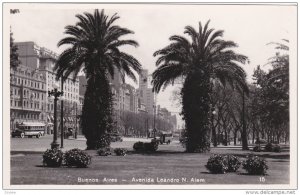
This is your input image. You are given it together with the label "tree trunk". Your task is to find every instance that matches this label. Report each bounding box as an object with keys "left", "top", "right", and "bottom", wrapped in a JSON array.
[
  {"left": 211, "top": 114, "right": 217, "bottom": 147},
  {"left": 252, "top": 128, "right": 255, "bottom": 144},
  {"left": 82, "top": 76, "right": 113, "bottom": 149},
  {"left": 241, "top": 90, "right": 249, "bottom": 150},
  {"left": 234, "top": 128, "right": 238, "bottom": 146},
  {"left": 182, "top": 73, "right": 210, "bottom": 152}
]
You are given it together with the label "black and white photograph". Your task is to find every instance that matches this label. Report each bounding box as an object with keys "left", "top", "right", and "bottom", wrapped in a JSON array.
[{"left": 2, "top": 2, "right": 297, "bottom": 191}]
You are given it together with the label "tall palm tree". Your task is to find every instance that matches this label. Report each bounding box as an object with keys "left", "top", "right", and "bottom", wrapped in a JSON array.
[
  {"left": 54, "top": 9, "right": 141, "bottom": 149},
  {"left": 152, "top": 21, "right": 248, "bottom": 152}
]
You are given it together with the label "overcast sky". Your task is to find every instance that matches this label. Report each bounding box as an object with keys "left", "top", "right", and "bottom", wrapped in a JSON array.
[{"left": 8, "top": 3, "right": 296, "bottom": 127}]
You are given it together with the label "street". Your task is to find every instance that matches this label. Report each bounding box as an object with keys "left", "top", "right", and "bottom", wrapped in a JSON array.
[{"left": 10, "top": 134, "right": 184, "bottom": 153}]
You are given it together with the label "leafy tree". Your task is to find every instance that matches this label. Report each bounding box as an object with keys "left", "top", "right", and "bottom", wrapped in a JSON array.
[
  {"left": 10, "top": 31, "right": 20, "bottom": 70},
  {"left": 54, "top": 9, "right": 141, "bottom": 149},
  {"left": 152, "top": 21, "right": 248, "bottom": 152},
  {"left": 251, "top": 40, "right": 289, "bottom": 144},
  {"left": 10, "top": 9, "right": 20, "bottom": 70}
]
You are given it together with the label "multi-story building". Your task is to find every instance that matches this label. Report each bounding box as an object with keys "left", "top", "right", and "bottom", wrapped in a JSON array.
[
  {"left": 157, "top": 105, "right": 177, "bottom": 132},
  {"left": 138, "top": 69, "right": 154, "bottom": 114},
  {"left": 14, "top": 41, "right": 80, "bottom": 134},
  {"left": 123, "top": 84, "right": 138, "bottom": 113},
  {"left": 10, "top": 65, "right": 47, "bottom": 131}
]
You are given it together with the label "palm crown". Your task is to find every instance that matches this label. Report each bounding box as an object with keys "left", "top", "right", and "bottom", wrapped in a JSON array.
[
  {"left": 152, "top": 20, "right": 248, "bottom": 93},
  {"left": 54, "top": 9, "right": 141, "bottom": 82}
]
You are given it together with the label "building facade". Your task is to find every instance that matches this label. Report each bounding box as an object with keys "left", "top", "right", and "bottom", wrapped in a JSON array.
[
  {"left": 138, "top": 69, "right": 154, "bottom": 114},
  {"left": 10, "top": 65, "right": 47, "bottom": 130},
  {"left": 13, "top": 41, "right": 80, "bottom": 134}
]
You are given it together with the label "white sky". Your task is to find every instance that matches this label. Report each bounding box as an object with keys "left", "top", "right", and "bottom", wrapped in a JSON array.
[{"left": 8, "top": 4, "right": 296, "bottom": 127}]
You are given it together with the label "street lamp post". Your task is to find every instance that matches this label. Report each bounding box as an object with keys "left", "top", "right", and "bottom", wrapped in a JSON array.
[
  {"left": 75, "top": 101, "right": 78, "bottom": 139},
  {"left": 48, "top": 84, "right": 63, "bottom": 149},
  {"left": 153, "top": 92, "right": 157, "bottom": 138}
]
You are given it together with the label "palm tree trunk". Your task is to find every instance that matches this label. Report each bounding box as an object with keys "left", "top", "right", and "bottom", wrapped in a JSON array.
[
  {"left": 82, "top": 75, "right": 113, "bottom": 149},
  {"left": 182, "top": 73, "right": 210, "bottom": 152}
]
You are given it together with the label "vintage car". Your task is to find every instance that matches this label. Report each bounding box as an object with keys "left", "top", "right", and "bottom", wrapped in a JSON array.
[{"left": 109, "top": 133, "right": 123, "bottom": 142}]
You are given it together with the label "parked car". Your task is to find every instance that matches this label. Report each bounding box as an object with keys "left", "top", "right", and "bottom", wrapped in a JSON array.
[
  {"left": 110, "top": 133, "right": 123, "bottom": 142},
  {"left": 64, "top": 128, "right": 73, "bottom": 138},
  {"left": 255, "top": 139, "right": 267, "bottom": 144}
]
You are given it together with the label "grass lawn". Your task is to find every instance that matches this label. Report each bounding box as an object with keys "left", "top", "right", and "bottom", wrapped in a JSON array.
[{"left": 10, "top": 143, "right": 290, "bottom": 185}]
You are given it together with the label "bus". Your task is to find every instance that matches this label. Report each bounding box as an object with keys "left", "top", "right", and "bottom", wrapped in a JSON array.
[{"left": 11, "top": 122, "right": 45, "bottom": 138}]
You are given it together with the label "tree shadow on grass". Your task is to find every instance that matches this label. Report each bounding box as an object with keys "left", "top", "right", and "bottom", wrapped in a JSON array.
[
  {"left": 238, "top": 172, "right": 269, "bottom": 176},
  {"left": 271, "top": 160, "right": 290, "bottom": 163},
  {"left": 200, "top": 171, "right": 215, "bottom": 174},
  {"left": 127, "top": 150, "right": 189, "bottom": 156},
  {"left": 35, "top": 165, "right": 61, "bottom": 168},
  {"left": 233, "top": 153, "right": 289, "bottom": 160}
]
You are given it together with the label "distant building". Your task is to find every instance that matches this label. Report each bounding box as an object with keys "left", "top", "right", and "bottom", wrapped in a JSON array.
[
  {"left": 138, "top": 69, "right": 154, "bottom": 114},
  {"left": 157, "top": 105, "right": 177, "bottom": 132}
]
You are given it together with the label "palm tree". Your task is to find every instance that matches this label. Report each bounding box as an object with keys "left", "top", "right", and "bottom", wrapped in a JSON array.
[
  {"left": 267, "top": 39, "right": 289, "bottom": 92},
  {"left": 54, "top": 9, "right": 141, "bottom": 149},
  {"left": 152, "top": 21, "right": 248, "bottom": 152}
]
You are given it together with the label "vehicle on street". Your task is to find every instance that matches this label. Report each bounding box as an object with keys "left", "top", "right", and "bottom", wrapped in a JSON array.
[
  {"left": 109, "top": 133, "right": 123, "bottom": 142},
  {"left": 158, "top": 131, "right": 173, "bottom": 144},
  {"left": 64, "top": 128, "right": 73, "bottom": 138},
  {"left": 255, "top": 139, "right": 267, "bottom": 144},
  {"left": 11, "top": 122, "right": 45, "bottom": 138}
]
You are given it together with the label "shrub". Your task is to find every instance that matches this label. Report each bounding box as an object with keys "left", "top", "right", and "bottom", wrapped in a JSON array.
[
  {"left": 273, "top": 145, "right": 281, "bottom": 153},
  {"left": 95, "top": 134, "right": 111, "bottom": 149},
  {"left": 97, "top": 147, "right": 112, "bottom": 156},
  {"left": 264, "top": 143, "right": 273, "bottom": 152},
  {"left": 64, "top": 148, "right": 91, "bottom": 168},
  {"left": 133, "top": 141, "right": 144, "bottom": 152},
  {"left": 242, "top": 155, "right": 268, "bottom": 175},
  {"left": 144, "top": 142, "right": 158, "bottom": 152},
  {"left": 253, "top": 145, "right": 262, "bottom": 152},
  {"left": 114, "top": 148, "right": 127, "bottom": 156},
  {"left": 226, "top": 155, "right": 241, "bottom": 172},
  {"left": 205, "top": 154, "right": 228, "bottom": 174},
  {"left": 42, "top": 149, "right": 63, "bottom": 167}
]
